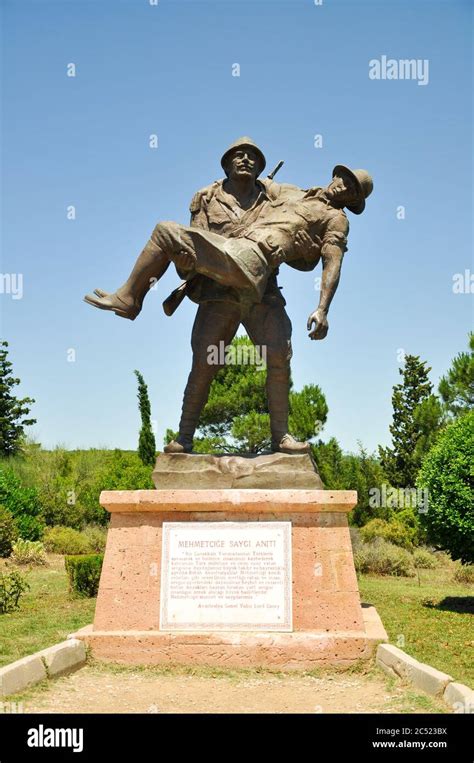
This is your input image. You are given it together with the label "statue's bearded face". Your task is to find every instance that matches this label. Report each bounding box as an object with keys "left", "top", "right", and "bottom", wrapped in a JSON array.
[
  {"left": 227, "top": 149, "right": 259, "bottom": 180},
  {"left": 326, "top": 174, "right": 358, "bottom": 205}
]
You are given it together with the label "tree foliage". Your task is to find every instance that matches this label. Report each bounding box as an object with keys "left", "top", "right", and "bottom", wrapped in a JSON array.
[
  {"left": 134, "top": 370, "right": 156, "bottom": 466},
  {"left": 417, "top": 411, "right": 474, "bottom": 564},
  {"left": 0, "top": 468, "right": 44, "bottom": 540},
  {"left": 0, "top": 341, "right": 36, "bottom": 457},
  {"left": 379, "top": 355, "right": 442, "bottom": 487},
  {"left": 182, "top": 337, "right": 328, "bottom": 454},
  {"left": 439, "top": 332, "right": 474, "bottom": 419},
  {"left": 313, "top": 439, "right": 389, "bottom": 526}
]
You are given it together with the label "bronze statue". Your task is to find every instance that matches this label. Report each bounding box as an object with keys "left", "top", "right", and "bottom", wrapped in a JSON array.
[{"left": 84, "top": 138, "right": 373, "bottom": 454}]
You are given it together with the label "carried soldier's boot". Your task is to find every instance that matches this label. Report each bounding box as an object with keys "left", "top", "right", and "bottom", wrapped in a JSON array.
[
  {"left": 267, "top": 365, "right": 310, "bottom": 454},
  {"left": 84, "top": 238, "right": 170, "bottom": 319}
]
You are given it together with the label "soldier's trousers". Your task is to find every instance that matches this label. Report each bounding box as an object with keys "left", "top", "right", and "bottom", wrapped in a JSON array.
[
  {"left": 177, "top": 299, "right": 293, "bottom": 447},
  {"left": 151, "top": 222, "right": 269, "bottom": 302}
]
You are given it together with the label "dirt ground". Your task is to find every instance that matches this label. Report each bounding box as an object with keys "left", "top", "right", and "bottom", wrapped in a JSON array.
[{"left": 18, "top": 664, "right": 448, "bottom": 714}]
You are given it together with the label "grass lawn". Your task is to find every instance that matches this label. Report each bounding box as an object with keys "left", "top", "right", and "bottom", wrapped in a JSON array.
[
  {"left": 0, "top": 554, "right": 95, "bottom": 668},
  {"left": 359, "top": 568, "right": 473, "bottom": 687}
]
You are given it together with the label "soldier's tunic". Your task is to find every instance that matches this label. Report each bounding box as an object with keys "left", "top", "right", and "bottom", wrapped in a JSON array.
[
  {"left": 161, "top": 178, "right": 321, "bottom": 309},
  {"left": 155, "top": 181, "right": 348, "bottom": 304}
]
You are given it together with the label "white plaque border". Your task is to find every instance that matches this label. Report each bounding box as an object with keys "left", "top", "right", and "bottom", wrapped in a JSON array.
[{"left": 160, "top": 521, "right": 292, "bottom": 632}]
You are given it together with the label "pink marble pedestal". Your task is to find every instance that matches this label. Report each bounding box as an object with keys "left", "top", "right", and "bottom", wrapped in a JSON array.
[{"left": 71, "top": 489, "right": 387, "bottom": 669}]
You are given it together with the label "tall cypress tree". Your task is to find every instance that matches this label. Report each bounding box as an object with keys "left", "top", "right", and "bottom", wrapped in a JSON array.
[
  {"left": 0, "top": 341, "right": 36, "bottom": 456},
  {"left": 134, "top": 370, "right": 156, "bottom": 466},
  {"left": 379, "top": 355, "right": 442, "bottom": 487}
]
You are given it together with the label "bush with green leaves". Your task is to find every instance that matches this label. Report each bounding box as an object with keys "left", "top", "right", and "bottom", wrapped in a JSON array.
[
  {"left": 65, "top": 554, "right": 103, "bottom": 597},
  {"left": 53, "top": 449, "right": 154, "bottom": 530},
  {"left": 0, "top": 505, "right": 18, "bottom": 557},
  {"left": 6, "top": 447, "right": 153, "bottom": 530},
  {"left": 11, "top": 539, "right": 47, "bottom": 566},
  {"left": 0, "top": 468, "right": 44, "bottom": 540},
  {"left": 360, "top": 517, "right": 418, "bottom": 550},
  {"left": 354, "top": 539, "right": 415, "bottom": 577},
  {"left": 82, "top": 525, "right": 107, "bottom": 552},
  {"left": 413, "top": 547, "right": 439, "bottom": 569},
  {"left": 44, "top": 526, "right": 91, "bottom": 555},
  {"left": 417, "top": 411, "right": 474, "bottom": 564},
  {"left": 453, "top": 564, "right": 474, "bottom": 585},
  {"left": 312, "top": 440, "right": 388, "bottom": 526},
  {"left": 0, "top": 570, "right": 30, "bottom": 613}
]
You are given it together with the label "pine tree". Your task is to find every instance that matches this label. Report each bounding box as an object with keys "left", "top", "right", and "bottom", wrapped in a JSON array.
[
  {"left": 438, "top": 332, "right": 474, "bottom": 419},
  {"left": 0, "top": 341, "right": 36, "bottom": 457},
  {"left": 134, "top": 370, "right": 156, "bottom": 466},
  {"left": 165, "top": 336, "right": 328, "bottom": 454},
  {"left": 379, "top": 355, "right": 442, "bottom": 487},
  {"left": 205, "top": 337, "right": 328, "bottom": 453}
]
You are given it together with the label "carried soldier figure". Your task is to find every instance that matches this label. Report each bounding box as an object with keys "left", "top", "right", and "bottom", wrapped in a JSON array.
[{"left": 84, "top": 137, "right": 373, "bottom": 454}]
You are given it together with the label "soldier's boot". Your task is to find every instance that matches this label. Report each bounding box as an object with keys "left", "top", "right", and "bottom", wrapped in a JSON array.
[
  {"left": 267, "top": 365, "right": 310, "bottom": 454},
  {"left": 163, "top": 437, "right": 193, "bottom": 454},
  {"left": 84, "top": 239, "right": 170, "bottom": 320},
  {"left": 164, "top": 364, "right": 216, "bottom": 454}
]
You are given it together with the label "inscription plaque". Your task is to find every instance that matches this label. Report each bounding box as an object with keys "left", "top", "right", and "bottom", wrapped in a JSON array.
[{"left": 160, "top": 522, "right": 292, "bottom": 631}]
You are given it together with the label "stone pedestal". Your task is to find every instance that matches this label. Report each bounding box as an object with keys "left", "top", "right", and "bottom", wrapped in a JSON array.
[
  {"left": 152, "top": 452, "right": 324, "bottom": 489},
  {"left": 71, "top": 487, "right": 387, "bottom": 669}
]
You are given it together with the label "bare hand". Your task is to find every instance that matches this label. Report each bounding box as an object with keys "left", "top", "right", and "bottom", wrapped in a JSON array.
[
  {"left": 268, "top": 246, "right": 286, "bottom": 267},
  {"left": 307, "top": 308, "right": 328, "bottom": 340},
  {"left": 170, "top": 243, "right": 196, "bottom": 273},
  {"left": 294, "top": 230, "right": 322, "bottom": 262}
]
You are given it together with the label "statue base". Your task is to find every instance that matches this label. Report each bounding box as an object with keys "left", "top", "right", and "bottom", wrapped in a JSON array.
[
  {"left": 70, "top": 487, "right": 387, "bottom": 669},
  {"left": 152, "top": 451, "right": 324, "bottom": 489}
]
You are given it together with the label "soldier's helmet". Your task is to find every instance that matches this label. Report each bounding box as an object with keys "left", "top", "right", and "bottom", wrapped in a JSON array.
[
  {"left": 332, "top": 166, "right": 374, "bottom": 215},
  {"left": 221, "top": 137, "right": 266, "bottom": 177}
]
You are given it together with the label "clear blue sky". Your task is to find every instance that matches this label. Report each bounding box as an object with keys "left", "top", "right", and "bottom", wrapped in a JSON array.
[{"left": 1, "top": 0, "right": 472, "bottom": 454}]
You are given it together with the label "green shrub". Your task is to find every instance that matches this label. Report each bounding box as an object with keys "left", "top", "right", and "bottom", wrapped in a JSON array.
[
  {"left": 453, "top": 564, "right": 474, "bottom": 585},
  {"left": 354, "top": 539, "right": 415, "bottom": 577},
  {"left": 7, "top": 447, "right": 153, "bottom": 529},
  {"left": 0, "top": 505, "right": 18, "bottom": 557},
  {"left": 68, "top": 448, "right": 154, "bottom": 527},
  {"left": 392, "top": 507, "right": 426, "bottom": 547},
  {"left": 360, "top": 518, "right": 417, "bottom": 550},
  {"left": 11, "top": 539, "right": 47, "bottom": 566},
  {"left": 43, "top": 526, "right": 91, "bottom": 555},
  {"left": 0, "top": 468, "right": 44, "bottom": 540},
  {"left": 0, "top": 570, "right": 30, "bottom": 613},
  {"left": 413, "top": 547, "right": 439, "bottom": 569},
  {"left": 82, "top": 524, "right": 107, "bottom": 552},
  {"left": 15, "top": 514, "right": 45, "bottom": 542},
  {"left": 417, "top": 411, "right": 474, "bottom": 564},
  {"left": 65, "top": 554, "right": 103, "bottom": 597},
  {"left": 312, "top": 440, "right": 388, "bottom": 527}
]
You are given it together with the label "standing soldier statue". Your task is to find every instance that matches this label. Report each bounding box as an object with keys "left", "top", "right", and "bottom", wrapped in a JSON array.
[{"left": 84, "top": 138, "right": 373, "bottom": 454}]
